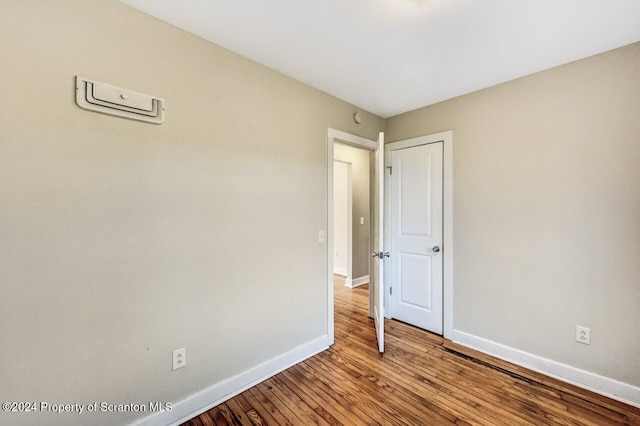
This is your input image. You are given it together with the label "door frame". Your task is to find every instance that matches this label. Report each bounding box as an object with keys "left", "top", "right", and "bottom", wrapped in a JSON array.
[
  {"left": 327, "top": 128, "right": 377, "bottom": 346},
  {"left": 384, "top": 131, "right": 454, "bottom": 340}
]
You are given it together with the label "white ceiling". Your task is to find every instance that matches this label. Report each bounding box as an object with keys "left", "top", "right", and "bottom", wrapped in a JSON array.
[{"left": 120, "top": 0, "right": 640, "bottom": 118}]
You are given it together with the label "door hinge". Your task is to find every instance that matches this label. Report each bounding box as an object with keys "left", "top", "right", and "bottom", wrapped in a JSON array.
[
  {"left": 390, "top": 287, "right": 393, "bottom": 295},
  {"left": 386, "top": 166, "right": 392, "bottom": 175}
]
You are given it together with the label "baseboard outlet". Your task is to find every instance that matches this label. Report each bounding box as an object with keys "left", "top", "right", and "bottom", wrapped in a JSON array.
[
  {"left": 333, "top": 267, "right": 347, "bottom": 277},
  {"left": 451, "top": 330, "right": 640, "bottom": 408},
  {"left": 130, "top": 335, "right": 330, "bottom": 426},
  {"left": 345, "top": 275, "right": 369, "bottom": 288}
]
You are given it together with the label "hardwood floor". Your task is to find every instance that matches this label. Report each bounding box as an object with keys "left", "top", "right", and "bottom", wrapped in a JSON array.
[{"left": 183, "top": 276, "right": 640, "bottom": 425}]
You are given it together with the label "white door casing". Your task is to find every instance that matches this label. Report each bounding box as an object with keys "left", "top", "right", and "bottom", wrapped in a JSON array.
[
  {"left": 390, "top": 142, "right": 443, "bottom": 334},
  {"left": 372, "top": 132, "right": 385, "bottom": 352}
]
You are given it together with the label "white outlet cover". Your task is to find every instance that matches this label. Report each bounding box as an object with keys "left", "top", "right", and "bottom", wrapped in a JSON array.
[
  {"left": 172, "top": 347, "right": 186, "bottom": 370},
  {"left": 576, "top": 326, "right": 591, "bottom": 345},
  {"left": 318, "top": 230, "right": 325, "bottom": 244}
]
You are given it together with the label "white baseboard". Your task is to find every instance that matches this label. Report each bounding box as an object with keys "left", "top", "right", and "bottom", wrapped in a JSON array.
[
  {"left": 451, "top": 330, "right": 640, "bottom": 408},
  {"left": 345, "top": 275, "right": 369, "bottom": 288},
  {"left": 130, "top": 335, "right": 330, "bottom": 426},
  {"left": 333, "top": 267, "right": 347, "bottom": 276},
  {"left": 333, "top": 269, "right": 353, "bottom": 287}
]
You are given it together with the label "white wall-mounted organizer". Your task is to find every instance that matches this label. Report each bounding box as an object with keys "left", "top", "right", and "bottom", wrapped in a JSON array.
[{"left": 75, "top": 76, "right": 165, "bottom": 124}]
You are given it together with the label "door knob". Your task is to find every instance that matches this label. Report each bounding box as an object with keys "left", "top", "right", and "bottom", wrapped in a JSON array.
[
  {"left": 372, "top": 251, "right": 390, "bottom": 258},
  {"left": 432, "top": 246, "right": 440, "bottom": 253}
]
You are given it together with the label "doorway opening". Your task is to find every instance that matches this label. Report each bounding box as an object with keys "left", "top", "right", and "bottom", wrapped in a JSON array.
[
  {"left": 333, "top": 147, "right": 370, "bottom": 289},
  {"left": 326, "top": 129, "right": 378, "bottom": 347},
  {"left": 326, "top": 129, "right": 453, "bottom": 351}
]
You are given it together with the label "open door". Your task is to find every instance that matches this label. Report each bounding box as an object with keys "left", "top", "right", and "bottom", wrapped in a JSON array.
[{"left": 371, "top": 132, "right": 385, "bottom": 353}]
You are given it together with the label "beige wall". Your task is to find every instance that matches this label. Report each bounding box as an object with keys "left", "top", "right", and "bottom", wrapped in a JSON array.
[
  {"left": 334, "top": 144, "right": 371, "bottom": 280},
  {"left": 0, "top": 1, "right": 383, "bottom": 425},
  {"left": 386, "top": 42, "right": 640, "bottom": 387}
]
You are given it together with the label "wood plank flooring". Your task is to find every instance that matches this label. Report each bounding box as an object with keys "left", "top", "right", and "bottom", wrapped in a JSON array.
[{"left": 183, "top": 276, "right": 640, "bottom": 425}]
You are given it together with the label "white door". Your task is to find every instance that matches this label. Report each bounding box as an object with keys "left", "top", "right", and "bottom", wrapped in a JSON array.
[
  {"left": 371, "top": 132, "right": 385, "bottom": 352},
  {"left": 390, "top": 142, "right": 443, "bottom": 334}
]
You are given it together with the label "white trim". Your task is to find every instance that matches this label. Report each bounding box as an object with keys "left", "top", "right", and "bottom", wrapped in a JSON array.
[
  {"left": 333, "top": 270, "right": 353, "bottom": 288},
  {"left": 442, "top": 133, "right": 454, "bottom": 340},
  {"left": 452, "top": 330, "right": 640, "bottom": 408},
  {"left": 345, "top": 275, "right": 369, "bottom": 288},
  {"left": 327, "top": 134, "right": 334, "bottom": 345},
  {"left": 327, "top": 128, "right": 377, "bottom": 347},
  {"left": 333, "top": 267, "right": 348, "bottom": 277},
  {"left": 346, "top": 163, "right": 353, "bottom": 285},
  {"left": 384, "top": 131, "right": 454, "bottom": 340},
  {"left": 329, "top": 128, "right": 378, "bottom": 150},
  {"left": 130, "top": 336, "right": 330, "bottom": 426}
]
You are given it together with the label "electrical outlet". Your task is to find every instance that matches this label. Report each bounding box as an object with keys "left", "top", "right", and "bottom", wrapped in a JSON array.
[
  {"left": 575, "top": 326, "right": 591, "bottom": 345},
  {"left": 172, "top": 347, "right": 186, "bottom": 370},
  {"left": 318, "top": 230, "right": 325, "bottom": 244}
]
